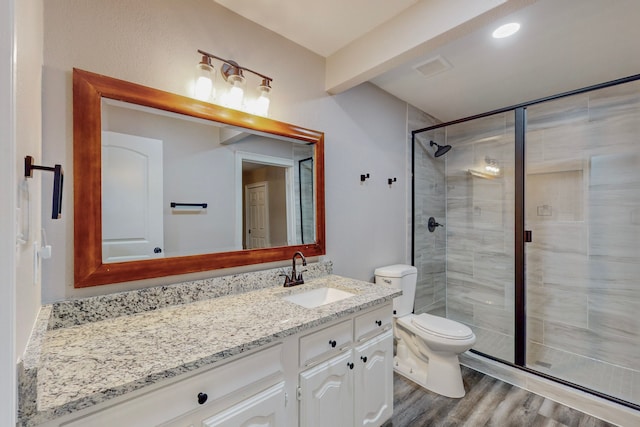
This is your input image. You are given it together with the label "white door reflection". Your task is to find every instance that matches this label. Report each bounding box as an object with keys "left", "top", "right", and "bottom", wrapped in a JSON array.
[
  {"left": 238, "top": 153, "right": 294, "bottom": 250},
  {"left": 101, "top": 131, "right": 164, "bottom": 262}
]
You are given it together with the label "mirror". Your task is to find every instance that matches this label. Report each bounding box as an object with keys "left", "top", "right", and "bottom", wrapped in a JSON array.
[
  {"left": 74, "top": 68, "right": 325, "bottom": 287},
  {"left": 100, "top": 99, "right": 315, "bottom": 260}
]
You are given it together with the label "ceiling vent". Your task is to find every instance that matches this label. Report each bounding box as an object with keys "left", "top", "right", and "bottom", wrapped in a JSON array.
[{"left": 414, "top": 55, "right": 452, "bottom": 79}]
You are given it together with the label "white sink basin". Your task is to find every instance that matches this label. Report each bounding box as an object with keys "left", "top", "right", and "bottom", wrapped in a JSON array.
[{"left": 281, "top": 287, "right": 355, "bottom": 308}]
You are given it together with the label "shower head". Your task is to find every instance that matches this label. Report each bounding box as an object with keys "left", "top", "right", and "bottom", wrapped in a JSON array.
[{"left": 430, "top": 141, "right": 452, "bottom": 157}]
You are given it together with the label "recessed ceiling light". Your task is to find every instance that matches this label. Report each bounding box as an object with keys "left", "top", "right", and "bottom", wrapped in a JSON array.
[{"left": 492, "top": 22, "right": 520, "bottom": 39}]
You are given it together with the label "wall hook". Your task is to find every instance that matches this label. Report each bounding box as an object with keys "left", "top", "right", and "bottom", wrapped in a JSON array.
[
  {"left": 360, "top": 173, "right": 370, "bottom": 182},
  {"left": 24, "top": 156, "right": 64, "bottom": 219},
  {"left": 388, "top": 177, "right": 397, "bottom": 185}
]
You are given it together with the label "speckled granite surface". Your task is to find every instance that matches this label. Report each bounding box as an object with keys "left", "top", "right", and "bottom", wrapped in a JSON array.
[
  {"left": 47, "top": 261, "right": 334, "bottom": 330},
  {"left": 18, "top": 263, "right": 400, "bottom": 426}
]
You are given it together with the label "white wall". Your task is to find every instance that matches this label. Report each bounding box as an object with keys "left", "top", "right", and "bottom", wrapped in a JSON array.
[
  {"left": 42, "top": 0, "right": 411, "bottom": 301},
  {"left": 15, "top": 0, "right": 44, "bottom": 364},
  {"left": 4, "top": 0, "right": 44, "bottom": 423},
  {"left": 327, "top": 83, "right": 409, "bottom": 282},
  {"left": 0, "top": 0, "right": 17, "bottom": 422}
]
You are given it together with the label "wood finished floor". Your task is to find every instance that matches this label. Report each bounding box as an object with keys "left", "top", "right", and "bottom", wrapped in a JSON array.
[{"left": 382, "top": 366, "right": 617, "bottom": 427}]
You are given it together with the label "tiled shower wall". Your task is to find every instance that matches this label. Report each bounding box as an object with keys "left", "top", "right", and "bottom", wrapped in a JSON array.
[
  {"left": 409, "top": 106, "right": 445, "bottom": 316},
  {"left": 443, "top": 113, "right": 516, "bottom": 362},
  {"left": 525, "top": 80, "right": 640, "bottom": 374},
  {"left": 412, "top": 77, "right": 640, "bottom": 404}
]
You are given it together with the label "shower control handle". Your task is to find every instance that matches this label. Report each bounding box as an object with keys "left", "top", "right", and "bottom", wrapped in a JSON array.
[
  {"left": 428, "top": 217, "right": 444, "bottom": 232},
  {"left": 375, "top": 320, "right": 382, "bottom": 327},
  {"left": 329, "top": 340, "right": 337, "bottom": 348}
]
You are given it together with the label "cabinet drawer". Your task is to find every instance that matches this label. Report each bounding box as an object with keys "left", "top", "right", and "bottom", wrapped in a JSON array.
[
  {"left": 354, "top": 303, "right": 392, "bottom": 343},
  {"left": 62, "top": 344, "right": 283, "bottom": 427},
  {"left": 201, "top": 381, "right": 286, "bottom": 427},
  {"left": 299, "top": 320, "right": 352, "bottom": 367}
]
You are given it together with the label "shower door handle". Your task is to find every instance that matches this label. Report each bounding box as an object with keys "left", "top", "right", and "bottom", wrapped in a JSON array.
[{"left": 525, "top": 230, "right": 532, "bottom": 242}]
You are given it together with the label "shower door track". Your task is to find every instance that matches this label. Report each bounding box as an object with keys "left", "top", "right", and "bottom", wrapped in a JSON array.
[
  {"left": 468, "top": 348, "right": 638, "bottom": 410},
  {"left": 411, "top": 72, "right": 640, "bottom": 412}
]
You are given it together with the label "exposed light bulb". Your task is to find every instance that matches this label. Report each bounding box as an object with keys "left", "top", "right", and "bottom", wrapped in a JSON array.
[
  {"left": 221, "top": 75, "right": 245, "bottom": 110},
  {"left": 253, "top": 94, "right": 270, "bottom": 117},
  {"left": 194, "top": 56, "right": 215, "bottom": 101},
  {"left": 194, "top": 76, "right": 213, "bottom": 101},
  {"left": 247, "top": 79, "right": 271, "bottom": 116},
  {"left": 227, "top": 85, "right": 244, "bottom": 109}
]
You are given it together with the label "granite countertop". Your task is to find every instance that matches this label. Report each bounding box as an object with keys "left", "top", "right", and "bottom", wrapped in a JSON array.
[{"left": 19, "top": 267, "right": 400, "bottom": 426}]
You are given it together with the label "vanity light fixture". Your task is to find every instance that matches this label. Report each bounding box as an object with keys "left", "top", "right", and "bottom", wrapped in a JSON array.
[
  {"left": 195, "top": 49, "right": 274, "bottom": 116},
  {"left": 219, "top": 60, "right": 245, "bottom": 110},
  {"left": 194, "top": 54, "right": 215, "bottom": 101},
  {"left": 247, "top": 79, "right": 271, "bottom": 117}
]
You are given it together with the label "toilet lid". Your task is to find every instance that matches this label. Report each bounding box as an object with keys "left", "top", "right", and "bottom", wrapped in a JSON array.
[{"left": 410, "top": 313, "right": 474, "bottom": 340}]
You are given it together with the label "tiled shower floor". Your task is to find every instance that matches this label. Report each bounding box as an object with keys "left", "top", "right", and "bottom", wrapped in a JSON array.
[
  {"left": 469, "top": 327, "right": 640, "bottom": 406},
  {"left": 528, "top": 342, "right": 640, "bottom": 406}
]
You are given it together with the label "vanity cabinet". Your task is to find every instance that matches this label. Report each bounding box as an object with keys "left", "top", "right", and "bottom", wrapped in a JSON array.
[
  {"left": 38, "top": 302, "right": 394, "bottom": 427},
  {"left": 160, "top": 382, "right": 286, "bottom": 427},
  {"left": 354, "top": 330, "right": 393, "bottom": 426},
  {"left": 199, "top": 382, "right": 286, "bottom": 427},
  {"left": 57, "top": 344, "right": 284, "bottom": 427},
  {"left": 299, "top": 350, "right": 355, "bottom": 427},
  {"left": 297, "top": 303, "right": 393, "bottom": 427}
]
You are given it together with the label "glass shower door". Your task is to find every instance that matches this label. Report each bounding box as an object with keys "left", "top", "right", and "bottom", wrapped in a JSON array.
[
  {"left": 444, "top": 112, "right": 516, "bottom": 363},
  {"left": 524, "top": 80, "right": 640, "bottom": 406}
]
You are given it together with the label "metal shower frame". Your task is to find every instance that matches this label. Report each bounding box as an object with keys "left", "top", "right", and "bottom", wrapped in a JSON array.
[{"left": 411, "top": 72, "right": 640, "bottom": 411}]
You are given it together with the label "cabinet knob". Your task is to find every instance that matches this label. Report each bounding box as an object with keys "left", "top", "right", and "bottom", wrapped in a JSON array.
[
  {"left": 361, "top": 356, "right": 368, "bottom": 363},
  {"left": 375, "top": 320, "right": 382, "bottom": 327},
  {"left": 329, "top": 340, "right": 337, "bottom": 348},
  {"left": 347, "top": 362, "right": 354, "bottom": 369},
  {"left": 197, "top": 392, "right": 208, "bottom": 405}
]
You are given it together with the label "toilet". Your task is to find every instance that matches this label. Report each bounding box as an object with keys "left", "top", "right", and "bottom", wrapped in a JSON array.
[{"left": 374, "top": 264, "right": 476, "bottom": 398}]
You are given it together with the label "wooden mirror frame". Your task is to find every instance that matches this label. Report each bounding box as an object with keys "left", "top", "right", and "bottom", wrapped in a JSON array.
[{"left": 73, "top": 68, "right": 325, "bottom": 288}]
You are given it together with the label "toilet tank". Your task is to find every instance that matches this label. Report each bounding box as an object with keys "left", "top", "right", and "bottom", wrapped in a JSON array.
[{"left": 374, "top": 264, "right": 417, "bottom": 317}]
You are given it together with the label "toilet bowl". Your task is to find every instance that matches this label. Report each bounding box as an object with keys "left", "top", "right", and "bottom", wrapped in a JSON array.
[{"left": 374, "top": 264, "right": 476, "bottom": 398}]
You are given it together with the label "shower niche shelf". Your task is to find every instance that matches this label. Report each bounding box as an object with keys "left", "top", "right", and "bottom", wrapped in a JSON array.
[{"left": 526, "top": 169, "right": 584, "bottom": 222}]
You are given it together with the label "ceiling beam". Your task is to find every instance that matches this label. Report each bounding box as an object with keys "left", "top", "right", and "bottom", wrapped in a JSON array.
[{"left": 325, "top": 0, "right": 538, "bottom": 94}]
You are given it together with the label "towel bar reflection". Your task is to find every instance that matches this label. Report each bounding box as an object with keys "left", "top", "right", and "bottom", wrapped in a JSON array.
[{"left": 170, "top": 202, "right": 208, "bottom": 209}]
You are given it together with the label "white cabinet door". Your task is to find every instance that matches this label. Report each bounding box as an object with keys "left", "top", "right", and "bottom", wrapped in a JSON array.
[
  {"left": 299, "top": 350, "right": 354, "bottom": 427},
  {"left": 201, "top": 382, "right": 286, "bottom": 427},
  {"left": 354, "top": 330, "right": 394, "bottom": 427}
]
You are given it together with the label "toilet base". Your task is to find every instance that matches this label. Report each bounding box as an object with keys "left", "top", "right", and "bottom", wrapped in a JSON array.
[{"left": 393, "top": 352, "right": 467, "bottom": 398}]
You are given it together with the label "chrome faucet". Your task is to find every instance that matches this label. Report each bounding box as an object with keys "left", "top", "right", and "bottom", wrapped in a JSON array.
[{"left": 283, "top": 251, "right": 307, "bottom": 287}]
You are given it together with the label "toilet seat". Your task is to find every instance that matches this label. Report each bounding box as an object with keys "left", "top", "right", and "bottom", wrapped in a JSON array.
[{"left": 401, "top": 313, "right": 474, "bottom": 340}]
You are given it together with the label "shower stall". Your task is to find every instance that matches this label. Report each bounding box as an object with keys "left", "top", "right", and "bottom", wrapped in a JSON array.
[{"left": 412, "top": 74, "right": 640, "bottom": 408}]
